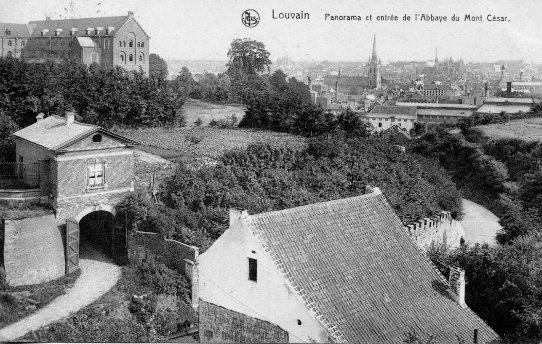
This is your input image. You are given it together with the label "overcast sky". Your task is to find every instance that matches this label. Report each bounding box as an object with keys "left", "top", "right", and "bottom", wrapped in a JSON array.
[{"left": 1, "top": 0, "right": 541, "bottom": 63}]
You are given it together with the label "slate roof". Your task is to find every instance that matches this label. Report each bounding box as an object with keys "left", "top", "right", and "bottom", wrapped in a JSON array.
[
  {"left": 28, "top": 16, "right": 134, "bottom": 38},
  {"left": 0, "top": 23, "right": 33, "bottom": 38},
  {"left": 243, "top": 188, "right": 500, "bottom": 344},
  {"left": 476, "top": 104, "right": 533, "bottom": 114},
  {"left": 370, "top": 105, "right": 417, "bottom": 118},
  {"left": 13, "top": 115, "right": 137, "bottom": 151}
]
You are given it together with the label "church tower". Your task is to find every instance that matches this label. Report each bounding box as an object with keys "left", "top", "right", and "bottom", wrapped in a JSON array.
[{"left": 367, "top": 34, "right": 381, "bottom": 89}]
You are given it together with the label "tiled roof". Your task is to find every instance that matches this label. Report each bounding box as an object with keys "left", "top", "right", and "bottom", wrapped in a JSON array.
[
  {"left": 244, "top": 188, "right": 500, "bottom": 344},
  {"left": 476, "top": 104, "right": 533, "bottom": 114},
  {"left": 75, "top": 37, "right": 99, "bottom": 48},
  {"left": 396, "top": 102, "right": 479, "bottom": 109},
  {"left": 28, "top": 16, "right": 131, "bottom": 38},
  {"left": 13, "top": 115, "right": 97, "bottom": 150},
  {"left": 0, "top": 23, "right": 33, "bottom": 38},
  {"left": 370, "top": 105, "right": 417, "bottom": 118}
]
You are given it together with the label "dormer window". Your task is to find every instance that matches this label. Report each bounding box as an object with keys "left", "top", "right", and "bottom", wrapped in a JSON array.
[
  {"left": 54, "top": 29, "right": 62, "bottom": 36},
  {"left": 95, "top": 27, "right": 103, "bottom": 35},
  {"left": 106, "top": 26, "right": 114, "bottom": 35},
  {"left": 5, "top": 29, "right": 11, "bottom": 36},
  {"left": 86, "top": 27, "right": 93, "bottom": 35},
  {"left": 41, "top": 29, "right": 49, "bottom": 36},
  {"left": 70, "top": 28, "right": 77, "bottom": 36}
]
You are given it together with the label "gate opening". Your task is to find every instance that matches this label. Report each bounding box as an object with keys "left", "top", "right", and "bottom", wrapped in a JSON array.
[{"left": 78, "top": 210, "right": 127, "bottom": 265}]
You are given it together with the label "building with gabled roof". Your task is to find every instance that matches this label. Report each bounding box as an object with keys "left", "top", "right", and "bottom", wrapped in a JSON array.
[
  {"left": 194, "top": 187, "right": 500, "bottom": 343},
  {"left": 0, "top": 23, "right": 33, "bottom": 58},
  {"left": 1, "top": 111, "right": 138, "bottom": 285},
  {"left": 22, "top": 12, "right": 149, "bottom": 74},
  {"left": 367, "top": 105, "right": 417, "bottom": 132}
]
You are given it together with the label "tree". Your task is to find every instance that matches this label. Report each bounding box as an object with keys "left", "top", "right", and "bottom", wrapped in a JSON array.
[
  {"left": 226, "top": 38, "right": 271, "bottom": 76},
  {"left": 149, "top": 53, "right": 169, "bottom": 81}
]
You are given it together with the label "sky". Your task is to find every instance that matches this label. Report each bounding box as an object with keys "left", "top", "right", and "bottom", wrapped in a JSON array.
[{"left": 1, "top": 0, "right": 542, "bottom": 64}]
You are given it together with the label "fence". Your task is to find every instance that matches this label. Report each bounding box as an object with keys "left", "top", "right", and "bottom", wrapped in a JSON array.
[{"left": 0, "top": 162, "right": 40, "bottom": 189}]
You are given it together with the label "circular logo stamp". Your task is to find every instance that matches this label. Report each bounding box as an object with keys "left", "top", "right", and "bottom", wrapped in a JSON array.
[{"left": 242, "top": 9, "right": 260, "bottom": 28}]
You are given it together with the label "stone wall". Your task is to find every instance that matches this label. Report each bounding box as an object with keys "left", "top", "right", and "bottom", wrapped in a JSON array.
[
  {"left": 199, "top": 300, "right": 289, "bottom": 343},
  {"left": 405, "top": 211, "right": 465, "bottom": 250},
  {"left": 131, "top": 230, "right": 199, "bottom": 277},
  {"left": 2, "top": 214, "right": 65, "bottom": 286}
]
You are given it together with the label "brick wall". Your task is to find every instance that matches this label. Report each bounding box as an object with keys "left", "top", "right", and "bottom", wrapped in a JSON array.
[
  {"left": 55, "top": 152, "right": 134, "bottom": 199},
  {"left": 2, "top": 214, "right": 65, "bottom": 286},
  {"left": 199, "top": 300, "right": 288, "bottom": 343},
  {"left": 113, "top": 16, "right": 149, "bottom": 75},
  {"left": 55, "top": 190, "right": 128, "bottom": 221}
]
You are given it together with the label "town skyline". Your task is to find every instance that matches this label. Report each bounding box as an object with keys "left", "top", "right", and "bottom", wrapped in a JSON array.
[{"left": 1, "top": 0, "right": 542, "bottom": 64}]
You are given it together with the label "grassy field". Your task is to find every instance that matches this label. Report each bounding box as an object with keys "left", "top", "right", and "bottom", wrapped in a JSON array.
[
  {"left": 117, "top": 127, "right": 307, "bottom": 161},
  {"left": 477, "top": 117, "right": 542, "bottom": 141},
  {"left": 182, "top": 99, "right": 245, "bottom": 127}
]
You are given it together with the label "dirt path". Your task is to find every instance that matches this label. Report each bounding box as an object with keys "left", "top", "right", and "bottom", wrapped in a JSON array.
[
  {"left": 460, "top": 199, "right": 500, "bottom": 247},
  {"left": 0, "top": 245, "right": 121, "bottom": 341}
]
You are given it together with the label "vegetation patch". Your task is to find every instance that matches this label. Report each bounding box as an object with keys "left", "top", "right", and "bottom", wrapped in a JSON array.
[
  {"left": 116, "top": 127, "right": 307, "bottom": 160},
  {"left": 477, "top": 117, "right": 542, "bottom": 141},
  {"left": 0, "top": 270, "right": 80, "bottom": 329},
  {"left": 20, "top": 245, "right": 196, "bottom": 342}
]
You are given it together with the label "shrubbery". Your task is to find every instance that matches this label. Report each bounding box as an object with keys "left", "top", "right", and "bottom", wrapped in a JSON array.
[{"left": 0, "top": 57, "right": 185, "bottom": 129}]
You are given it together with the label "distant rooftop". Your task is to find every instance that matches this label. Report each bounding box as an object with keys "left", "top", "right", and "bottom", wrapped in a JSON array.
[{"left": 396, "top": 102, "right": 479, "bottom": 109}]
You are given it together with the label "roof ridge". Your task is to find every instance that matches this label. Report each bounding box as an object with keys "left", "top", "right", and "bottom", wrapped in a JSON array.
[
  {"left": 30, "top": 15, "right": 128, "bottom": 23},
  {"left": 249, "top": 188, "right": 382, "bottom": 220}
]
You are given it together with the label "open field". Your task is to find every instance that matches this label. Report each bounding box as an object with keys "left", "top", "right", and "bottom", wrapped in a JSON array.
[
  {"left": 477, "top": 117, "right": 542, "bottom": 141},
  {"left": 117, "top": 127, "right": 307, "bottom": 161},
  {"left": 182, "top": 99, "right": 245, "bottom": 127}
]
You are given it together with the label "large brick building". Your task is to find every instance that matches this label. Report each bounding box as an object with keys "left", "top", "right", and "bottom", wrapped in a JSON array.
[
  {"left": 21, "top": 12, "right": 150, "bottom": 75},
  {"left": 0, "top": 23, "right": 32, "bottom": 58}
]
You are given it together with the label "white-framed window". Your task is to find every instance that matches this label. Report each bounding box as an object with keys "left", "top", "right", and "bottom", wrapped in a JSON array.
[{"left": 88, "top": 161, "right": 105, "bottom": 187}]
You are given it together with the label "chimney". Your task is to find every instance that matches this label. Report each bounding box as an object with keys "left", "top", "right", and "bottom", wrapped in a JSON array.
[
  {"left": 229, "top": 208, "right": 249, "bottom": 228},
  {"left": 128, "top": 11, "right": 134, "bottom": 16},
  {"left": 520, "top": 71, "right": 523, "bottom": 82},
  {"left": 65, "top": 111, "right": 75, "bottom": 125},
  {"left": 449, "top": 267, "right": 466, "bottom": 308},
  {"left": 36, "top": 113, "right": 45, "bottom": 122},
  {"left": 46, "top": 16, "right": 51, "bottom": 21},
  {"left": 506, "top": 81, "right": 512, "bottom": 95}
]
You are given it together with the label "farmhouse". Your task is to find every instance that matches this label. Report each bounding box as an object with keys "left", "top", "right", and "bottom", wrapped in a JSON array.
[
  {"left": 194, "top": 186, "right": 499, "bottom": 343},
  {"left": 0, "top": 111, "right": 137, "bottom": 285}
]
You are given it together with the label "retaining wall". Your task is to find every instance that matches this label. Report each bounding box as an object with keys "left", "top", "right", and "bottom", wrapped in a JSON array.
[{"left": 2, "top": 214, "right": 65, "bottom": 286}]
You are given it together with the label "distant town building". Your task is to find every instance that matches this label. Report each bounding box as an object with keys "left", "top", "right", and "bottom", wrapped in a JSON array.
[
  {"left": 0, "top": 23, "right": 32, "bottom": 58},
  {"left": 476, "top": 98, "right": 540, "bottom": 115},
  {"left": 8, "top": 12, "right": 150, "bottom": 75},
  {"left": 367, "top": 34, "right": 381, "bottom": 89},
  {"left": 367, "top": 105, "right": 417, "bottom": 131},
  {"left": 194, "top": 187, "right": 500, "bottom": 343},
  {"left": 395, "top": 102, "right": 478, "bottom": 123}
]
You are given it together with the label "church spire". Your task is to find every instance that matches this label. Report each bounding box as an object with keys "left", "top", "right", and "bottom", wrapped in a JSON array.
[{"left": 371, "top": 33, "right": 377, "bottom": 62}]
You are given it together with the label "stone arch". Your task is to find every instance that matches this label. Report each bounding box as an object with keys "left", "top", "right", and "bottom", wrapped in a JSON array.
[{"left": 75, "top": 204, "right": 115, "bottom": 222}]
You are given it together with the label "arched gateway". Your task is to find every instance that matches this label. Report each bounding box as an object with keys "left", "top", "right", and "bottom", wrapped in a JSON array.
[{"left": 9, "top": 111, "right": 137, "bottom": 280}]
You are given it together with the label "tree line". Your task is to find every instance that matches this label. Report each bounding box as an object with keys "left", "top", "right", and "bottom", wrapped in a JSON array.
[
  {"left": 0, "top": 57, "right": 186, "bottom": 160},
  {"left": 412, "top": 127, "right": 542, "bottom": 341}
]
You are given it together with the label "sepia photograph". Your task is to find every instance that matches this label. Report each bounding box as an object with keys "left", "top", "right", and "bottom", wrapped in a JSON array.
[{"left": 0, "top": 0, "right": 541, "bottom": 343}]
